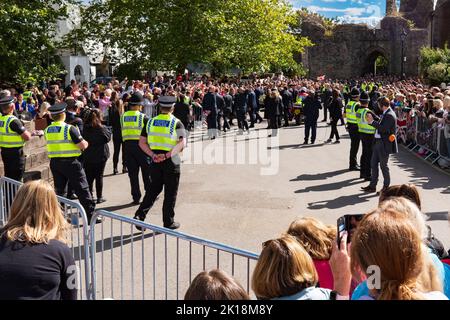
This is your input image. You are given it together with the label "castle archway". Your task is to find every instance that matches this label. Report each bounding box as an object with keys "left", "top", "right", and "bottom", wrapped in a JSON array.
[{"left": 362, "top": 49, "right": 390, "bottom": 76}]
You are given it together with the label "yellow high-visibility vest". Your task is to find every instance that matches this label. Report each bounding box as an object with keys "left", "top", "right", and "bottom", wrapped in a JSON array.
[
  {"left": 345, "top": 101, "right": 359, "bottom": 124},
  {"left": 356, "top": 108, "right": 376, "bottom": 134},
  {"left": 121, "top": 110, "right": 145, "bottom": 142},
  {"left": 44, "top": 121, "right": 82, "bottom": 158},
  {"left": 147, "top": 113, "right": 179, "bottom": 152},
  {"left": 0, "top": 115, "right": 25, "bottom": 148}
]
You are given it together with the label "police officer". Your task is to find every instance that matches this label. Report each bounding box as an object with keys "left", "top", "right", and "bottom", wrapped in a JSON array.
[
  {"left": 44, "top": 102, "right": 97, "bottom": 223},
  {"left": 344, "top": 88, "right": 361, "bottom": 171},
  {"left": 121, "top": 92, "right": 151, "bottom": 205},
  {"left": 0, "top": 96, "right": 33, "bottom": 181},
  {"left": 356, "top": 92, "right": 375, "bottom": 181},
  {"left": 134, "top": 96, "right": 186, "bottom": 230}
]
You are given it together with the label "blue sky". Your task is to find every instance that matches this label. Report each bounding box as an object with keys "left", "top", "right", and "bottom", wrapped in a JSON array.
[{"left": 288, "top": 0, "right": 390, "bottom": 26}]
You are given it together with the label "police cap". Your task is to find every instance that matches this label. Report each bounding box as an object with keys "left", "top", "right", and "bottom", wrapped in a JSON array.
[
  {"left": 360, "top": 91, "right": 370, "bottom": 103},
  {"left": 0, "top": 96, "right": 15, "bottom": 108},
  {"left": 128, "top": 92, "right": 144, "bottom": 106},
  {"left": 48, "top": 102, "right": 67, "bottom": 115},
  {"left": 351, "top": 87, "right": 360, "bottom": 98},
  {"left": 159, "top": 95, "right": 177, "bottom": 108}
]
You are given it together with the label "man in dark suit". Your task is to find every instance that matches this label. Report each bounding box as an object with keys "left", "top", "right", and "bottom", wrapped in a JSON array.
[
  {"left": 303, "top": 90, "right": 322, "bottom": 145},
  {"left": 362, "top": 97, "right": 398, "bottom": 194},
  {"left": 281, "top": 87, "right": 293, "bottom": 127},
  {"left": 202, "top": 86, "right": 218, "bottom": 139}
]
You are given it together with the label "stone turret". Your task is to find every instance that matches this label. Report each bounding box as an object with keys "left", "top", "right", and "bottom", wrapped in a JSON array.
[
  {"left": 386, "top": 0, "right": 398, "bottom": 16},
  {"left": 399, "top": 0, "right": 434, "bottom": 28}
]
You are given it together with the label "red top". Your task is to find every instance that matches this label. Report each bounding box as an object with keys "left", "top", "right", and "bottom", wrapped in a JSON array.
[{"left": 314, "top": 260, "right": 334, "bottom": 290}]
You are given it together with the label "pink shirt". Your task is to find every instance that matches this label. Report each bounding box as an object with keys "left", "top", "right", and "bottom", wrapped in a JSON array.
[
  {"left": 313, "top": 260, "right": 334, "bottom": 290},
  {"left": 98, "top": 97, "right": 111, "bottom": 113}
]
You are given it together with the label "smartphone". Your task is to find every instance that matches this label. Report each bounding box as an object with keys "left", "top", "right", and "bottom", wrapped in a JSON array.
[{"left": 337, "top": 214, "right": 366, "bottom": 247}]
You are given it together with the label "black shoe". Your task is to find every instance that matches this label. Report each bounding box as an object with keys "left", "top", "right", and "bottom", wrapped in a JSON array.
[
  {"left": 364, "top": 177, "right": 372, "bottom": 182},
  {"left": 96, "top": 197, "right": 106, "bottom": 204},
  {"left": 113, "top": 169, "right": 119, "bottom": 175},
  {"left": 133, "top": 199, "right": 141, "bottom": 205},
  {"left": 361, "top": 186, "right": 377, "bottom": 193},
  {"left": 334, "top": 140, "right": 341, "bottom": 144},
  {"left": 326, "top": 139, "right": 332, "bottom": 143},
  {"left": 134, "top": 214, "right": 146, "bottom": 231},
  {"left": 303, "top": 141, "right": 308, "bottom": 145},
  {"left": 249, "top": 125, "right": 255, "bottom": 129},
  {"left": 164, "top": 222, "right": 180, "bottom": 230},
  {"left": 349, "top": 166, "right": 360, "bottom": 172},
  {"left": 311, "top": 141, "right": 315, "bottom": 145}
]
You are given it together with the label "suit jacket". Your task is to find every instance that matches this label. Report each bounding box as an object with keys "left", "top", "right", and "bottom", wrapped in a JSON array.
[
  {"left": 202, "top": 92, "right": 217, "bottom": 115},
  {"left": 371, "top": 108, "right": 398, "bottom": 155}
]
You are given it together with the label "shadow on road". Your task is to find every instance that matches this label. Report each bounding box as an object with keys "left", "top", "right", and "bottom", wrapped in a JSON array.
[
  {"left": 391, "top": 151, "right": 450, "bottom": 191},
  {"left": 73, "top": 231, "right": 161, "bottom": 261},
  {"left": 425, "top": 211, "right": 449, "bottom": 222},
  {"left": 308, "top": 193, "right": 378, "bottom": 210},
  {"left": 291, "top": 169, "right": 348, "bottom": 182},
  {"left": 99, "top": 203, "right": 140, "bottom": 212},
  {"left": 295, "top": 178, "right": 362, "bottom": 194}
]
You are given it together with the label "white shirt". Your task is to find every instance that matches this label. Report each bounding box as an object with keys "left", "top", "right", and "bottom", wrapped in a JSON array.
[{"left": 374, "top": 108, "right": 389, "bottom": 139}]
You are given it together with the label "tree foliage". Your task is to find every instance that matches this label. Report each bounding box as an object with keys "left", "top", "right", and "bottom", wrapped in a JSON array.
[
  {"left": 73, "top": 0, "right": 312, "bottom": 76},
  {"left": 0, "top": 0, "right": 78, "bottom": 86},
  {"left": 419, "top": 45, "right": 450, "bottom": 85}
]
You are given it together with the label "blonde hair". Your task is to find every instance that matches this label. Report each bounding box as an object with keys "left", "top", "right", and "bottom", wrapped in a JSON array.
[
  {"left": 2, "top": 180, "right": 69, "bottom": 244},
  {"left": 286, "top": 217, "right": 336, "bottom": 260},
  {"left": 351, "top": 207, "right": 441, "bottom": 300},
  {"left": 379, "top": 198, "right": 443, "bottom": 294},
  {"left": 378, "top": 197, "right": 427, "bottom": 239},
  {"left": 251, "top": 235, "right": 318, "bottom": 299}
]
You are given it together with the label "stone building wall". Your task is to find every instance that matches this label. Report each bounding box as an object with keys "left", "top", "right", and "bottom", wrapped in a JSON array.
[{"left": 299, "top": 0, "right": 444, "bottom": 79}]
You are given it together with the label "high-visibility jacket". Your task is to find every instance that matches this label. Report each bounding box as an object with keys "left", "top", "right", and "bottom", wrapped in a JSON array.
[
  {"left": 44, "top": 121, "right": 82, "bottom": 158},
  {"left": 295, "top": 95, "right": 304, "bottom": 106},
  {"left": 22, "top": 91, "right": 33, "bottom": 101},
  {"left": 121, "top": 110, "right": 145, "bottom": 142},
  {"left": 0, "top": 115, "right": 25, "bottom": 148},
  {"left": 147, "top": 113, "right": 179, "bottom": 152},
  {"left": 356, "top": 108, "right": 376, "bottom": 134},
  {"left": 345, "top": 101, "right": 359, "bottom": 124}
]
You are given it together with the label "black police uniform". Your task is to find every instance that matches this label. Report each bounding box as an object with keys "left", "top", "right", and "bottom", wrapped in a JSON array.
[
  {"left": 122, "top": 93, "right": 151, "bottom": 204},
  {"left": 46, "top": 103, "right": 96, "bottom": 223},
  {"left": 134, "top": 97, "right": 185, "bottom": 229},
  {"left": 0, "top": 96, "right": 26, "bottom": 181}
]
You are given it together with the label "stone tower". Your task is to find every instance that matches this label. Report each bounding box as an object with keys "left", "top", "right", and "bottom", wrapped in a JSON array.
[
  {"left": 386, "top": 0, "right": 398, "bottom": 16},
  {"left": 399, "top": 0, "right": 435, "bottom": 28}
]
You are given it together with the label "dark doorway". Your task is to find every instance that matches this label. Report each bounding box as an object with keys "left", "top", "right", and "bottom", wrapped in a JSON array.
[{"left": 363, "top": 51, "right": 389, "bottom": 76}]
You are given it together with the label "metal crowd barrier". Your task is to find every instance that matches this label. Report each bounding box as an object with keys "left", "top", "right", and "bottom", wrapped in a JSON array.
[
  {"left": 89, "top": 210, "right": 259, "bottom": 300},
  {"left": 0, "top": 177, "right": 92, "bottom": 300},
  {"left": 405, "top": 116, "right": 450, "bottom": 165}
]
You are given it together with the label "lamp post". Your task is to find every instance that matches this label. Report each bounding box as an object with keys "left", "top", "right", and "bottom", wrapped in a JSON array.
[{"left": 400, "top": 29, "right": 408, "bottom": 79}]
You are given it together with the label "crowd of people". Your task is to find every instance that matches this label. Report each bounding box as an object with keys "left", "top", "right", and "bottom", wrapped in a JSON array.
[{"left": 0, "top": 73, "right": 449, "bottom": 300}]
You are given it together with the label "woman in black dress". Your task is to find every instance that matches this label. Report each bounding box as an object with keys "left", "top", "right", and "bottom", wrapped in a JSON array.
[
  {"left": 109, "top": 91, "right": 126, "bottom": 174},
  {"left": 83, "top": 109, "right": 111, "bottom": 204}
]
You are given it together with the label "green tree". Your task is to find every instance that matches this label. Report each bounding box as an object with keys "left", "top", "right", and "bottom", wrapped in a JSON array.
[
  {"left": 74, "top": 0, "right": 311, "bottom": 76},
  {"left": 0, "top": 0, "right": 78, "bottom": 86},
  {"left": 419, "top": 45, "right": 450, "bottom": 85}
]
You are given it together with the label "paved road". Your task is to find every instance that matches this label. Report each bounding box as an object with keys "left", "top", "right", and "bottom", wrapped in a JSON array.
[{"left": 91, "top": 121, "right": 450, "bottom": 299}]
